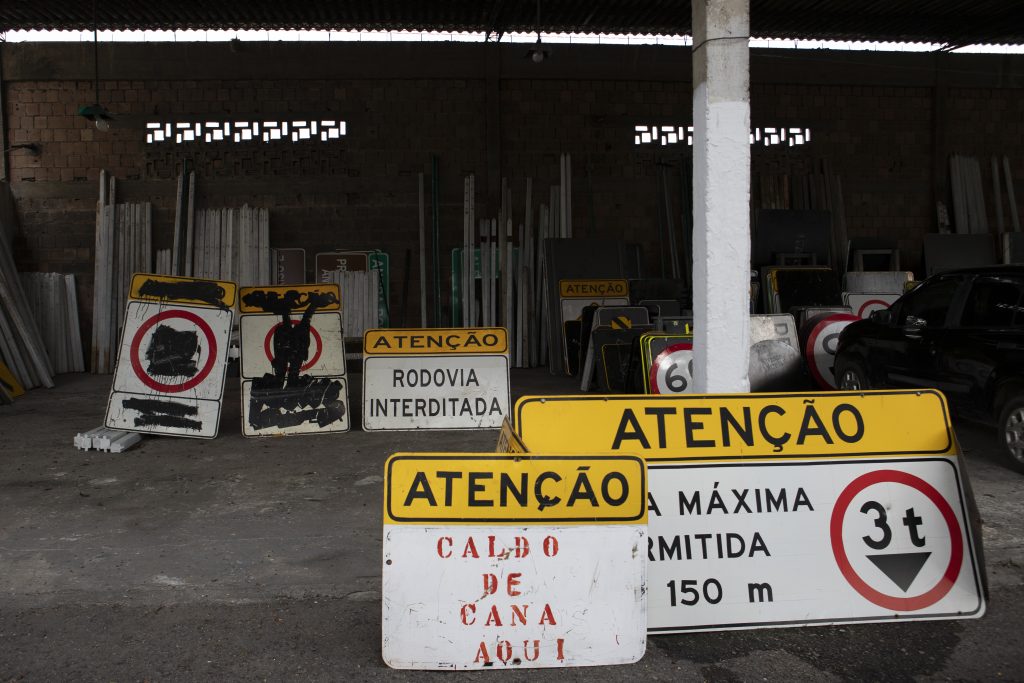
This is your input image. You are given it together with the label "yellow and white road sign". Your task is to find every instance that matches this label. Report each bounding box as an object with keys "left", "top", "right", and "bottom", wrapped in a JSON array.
[{"left": 382, "top": 454, "right": 647, "bottom": 669}]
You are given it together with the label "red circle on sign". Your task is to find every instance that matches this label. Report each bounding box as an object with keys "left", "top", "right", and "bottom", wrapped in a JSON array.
[
  {"left": 856, "top": 299, "right": 891, "bottom": 318},
  {"left": 649, "top": 342, "right": 693, "bottom": 395},
  {"left": 263, "top": 320, "right": 323, "bottom": 372},
  {"left": 830, "top": 469, "right": 964, "bottom": 612},
  {"left": 129, "top": 309, "right": 218, "bottom": 393},
  {"left": 805, "top": 313, "right": 859, "bottom": 389}
]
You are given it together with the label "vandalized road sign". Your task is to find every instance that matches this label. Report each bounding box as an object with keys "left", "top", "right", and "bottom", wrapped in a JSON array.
[
  {"left": 514, "top": 391, "right": 955, "bottom": 461},
  {"left": 363, "top": 328, "right": 510, "bottom": 431},
  {"left": 382, "top": 454, "right": 648, "bottom": 670},
  {"left": 105, "top": 273, "right": 235, "bottom": 439},
  {"left": 646, "top": 457, "right": 984, "bottom": 631},
  {"left": 238, "top": 284, "right": 350, "bottom": 437}
]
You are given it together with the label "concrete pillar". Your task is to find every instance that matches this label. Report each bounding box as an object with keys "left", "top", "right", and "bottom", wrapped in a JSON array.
[{"left": 691, "top": 0, "right": 751, "bottom": 393}]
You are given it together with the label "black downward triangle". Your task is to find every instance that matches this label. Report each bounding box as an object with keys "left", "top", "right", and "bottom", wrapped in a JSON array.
[{"left": 867, "top": 552, "right": 932, "bottom": 592}]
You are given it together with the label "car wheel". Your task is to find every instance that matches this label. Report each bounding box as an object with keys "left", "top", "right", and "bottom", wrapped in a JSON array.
[
  {"left": 998, "top": 397, "right": 1024, "bottom": 474},
  {"left": 835, "top": 357, "right": 869, "bottom": 391}
]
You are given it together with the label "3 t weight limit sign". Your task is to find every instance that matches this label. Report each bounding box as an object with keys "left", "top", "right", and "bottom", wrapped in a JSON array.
[{"left": 647, "top": 457, "right": 984, "bottom": 633}]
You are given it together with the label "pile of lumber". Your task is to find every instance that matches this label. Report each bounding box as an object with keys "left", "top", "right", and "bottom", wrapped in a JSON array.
[
  {"left": 156, "top": 202, "right": 271, "bottom": 287},
  {"left": 190, "top": 206, "right": 271, "bottom": 286},
  {"left": 163, "top": 169, "right": 271, "bottom": 285},
  {"left": 90, "top": 171, "right": 153, "bottom": 374},
  {"left": 0, "top": 182, "right": 55, "bottom": 390},
  {"left": 441, "top": 153, "right": 574, "bottom": 369},
  {"left": 20, "top": 273, "right": 85, "bottom": 374},
  {"left": 950, "top": 154, "right": 1019, "bottom": 235},
  {"left": 330, "top": 269, "right": 381, "bottom": 339}
]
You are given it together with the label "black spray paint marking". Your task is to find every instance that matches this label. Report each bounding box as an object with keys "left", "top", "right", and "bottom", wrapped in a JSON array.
[
  {"left": 145, "top": 324, "right": 200, "bottom": 377},
  {"left": 248, "top": 376, "right": 346, "bottom": 430},
  {"left": 242, "top": 289, "right": 345, "bottom": 431},
  {"left": 138, "top": 278, "right": 229, "bottom": 311},
  {"left": 243, "top": 289, "right": 338, "bottom": 382},
  {"left": 123, "top": 397, "right": 202, "bottom": 431},
  {"left": 240, "top": 288, "right": 339, "bottom": 315}
]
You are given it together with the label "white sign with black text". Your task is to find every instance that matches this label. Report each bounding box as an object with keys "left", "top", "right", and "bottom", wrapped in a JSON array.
[
  {"left": 362, "top": 328, "right": 510, "bottom": 431},
  {"left": 646, "top": 457, "right": 985, "bottom": 632}
]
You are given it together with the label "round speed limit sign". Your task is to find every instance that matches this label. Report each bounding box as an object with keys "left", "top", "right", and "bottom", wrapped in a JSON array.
[{"left": 649, "top": 342, "right": 694, "bottom": 394}]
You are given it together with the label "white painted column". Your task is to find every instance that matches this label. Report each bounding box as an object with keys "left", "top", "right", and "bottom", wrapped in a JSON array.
[{"left": 692, "top": 0, "right": 751, "bottom": 393}]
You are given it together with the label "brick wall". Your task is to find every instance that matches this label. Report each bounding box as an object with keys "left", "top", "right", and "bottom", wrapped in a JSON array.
[{"left": 3, "top": 42, "right": 1024, "bottom": 353}]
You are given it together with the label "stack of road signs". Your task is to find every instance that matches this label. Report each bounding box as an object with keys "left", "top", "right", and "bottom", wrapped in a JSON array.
[
  {"left": 842, "top": 271, "right": 913, "bottom": 320},
  {"left": 558, "top": 279, "right": 629, "bottom": 376},
  {"left": 238, "top": 283, "right": 350, "bottom": 437},
  {"left": 362, "top": 328, "right": 510, "bottom": 431},
  {"left": 800, "top": 311, "right": 860, "bottom": 389},
  {"left": 579, "top": 306, "right": 654, "bottom": 392},
  {"left": 510, "top": 391, "right": 985, "bottom": 632},
  {"left": 640, "top": 332, "right": 694, "bottom": 395},
  {"left": 382, "top": 453, "right": 647, "bottom": 669},
  {"left": 105, "top": 273, "right": 235, "bottom": 439},
  {"left": 749, "top": 314, "right": 803, "bottom": 392}
]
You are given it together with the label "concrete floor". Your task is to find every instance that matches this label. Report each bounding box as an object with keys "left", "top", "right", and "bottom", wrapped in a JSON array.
[{"left": 1, "top": 370, "right": 1023, "bottom": 681}]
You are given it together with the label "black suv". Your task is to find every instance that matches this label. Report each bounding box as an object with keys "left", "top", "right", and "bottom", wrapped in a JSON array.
[{"left": 834, "top": 265, "right": 1024, "bottom": 472}]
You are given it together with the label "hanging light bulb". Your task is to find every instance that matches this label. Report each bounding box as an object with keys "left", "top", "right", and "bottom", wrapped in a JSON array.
[{"left": 95, "top": 118, "right": 111, "bottom": 132}]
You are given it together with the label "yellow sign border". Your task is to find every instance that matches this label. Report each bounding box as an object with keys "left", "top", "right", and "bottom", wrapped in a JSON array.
[
  {"left": 130, "top": 273, "right": 237, "bottom": 308},
  {"left": 558, "top": 279, "right": 630, "bottom": 298},
  {"left": 384, "top": 453, "right": 647, "bottom": 524},
  {"left": 514, "top": 390, "right": 954, "bottom": 462},
  {"left": 364, "top": 328, "right": 508, "bottom": 356},
  {"left": 238, "top": 284, "right": 341, "bottom": 313}
]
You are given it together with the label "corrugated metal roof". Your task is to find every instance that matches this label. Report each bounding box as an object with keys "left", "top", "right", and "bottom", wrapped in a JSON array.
[{"left": 1, "top": 1, "right": 1021, "bottom": 47}]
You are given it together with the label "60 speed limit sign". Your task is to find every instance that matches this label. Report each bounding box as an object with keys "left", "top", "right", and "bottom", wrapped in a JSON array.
[{"left": 649, "top": 342, "right": 694, "bottom": 395}]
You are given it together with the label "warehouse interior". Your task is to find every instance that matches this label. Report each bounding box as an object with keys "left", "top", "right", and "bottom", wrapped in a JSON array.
[
  {"left": 3, "top": 1, "right": 1024, "bottom": 678},
  {"left": 1, "top": 3, "right": 1023, "bottom": 394}
]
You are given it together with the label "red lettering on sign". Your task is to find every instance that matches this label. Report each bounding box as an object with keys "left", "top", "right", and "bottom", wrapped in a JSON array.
[
  {"left": 510, "top": 604, "right": 528, "bottom": 626},
  {"left": 485, "top": 605, "right": 502, "bottom": 626},
  {"left": 474, "top": 642, "right": 490, "bottom": 664},
  {"left": 461, "top": 603, "right": 476, "bottom": 625},
  {"left": 507, "top": 572, "right": 522, "bottom": 597},
  {"left": 437, "top": 536, "right": 452, "bottom": 558},
  {"left": 462, "top": 537, "right": 480, "bottom": 558},
  {"left": 543, "top": 536, "right": 559, "bottom": 557},
  {"left": 539, "top": 604, "right": 557, "bottom": 625}
]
